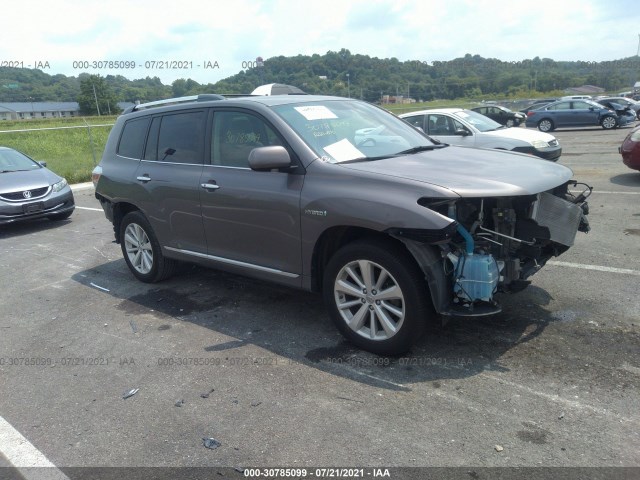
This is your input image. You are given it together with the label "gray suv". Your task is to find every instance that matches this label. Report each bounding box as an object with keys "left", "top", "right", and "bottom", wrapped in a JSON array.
[{"left": 93, "top": 94, "right": 591, "bottom": 355}]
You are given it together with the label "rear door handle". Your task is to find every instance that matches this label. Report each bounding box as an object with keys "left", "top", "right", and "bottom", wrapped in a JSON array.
[
  {"left": 136, "top": 175, "right": 151, "bottom": 182},
  {"left": 201, "top": 182, "right": 220, "bottom": 191}
]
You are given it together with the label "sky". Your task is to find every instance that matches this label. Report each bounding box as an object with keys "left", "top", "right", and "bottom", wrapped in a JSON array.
[{"left": 2, "top": 0, "right": 639, "bottom": 86}]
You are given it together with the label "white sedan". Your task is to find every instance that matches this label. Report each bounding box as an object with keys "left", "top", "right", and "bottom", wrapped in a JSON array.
[{"left": 400, "top": 108, "right": 562, "bottom": 161}]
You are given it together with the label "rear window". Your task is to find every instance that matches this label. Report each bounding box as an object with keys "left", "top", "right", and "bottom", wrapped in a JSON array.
[
  {"left": 117, "top": 118, "right": 150, "bottom": 159},
  {"left": 156, "top": 111, "right": 206, "bottom": 164}
]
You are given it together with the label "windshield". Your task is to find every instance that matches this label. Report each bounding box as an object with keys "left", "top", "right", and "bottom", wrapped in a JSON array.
[
  {"left": 271, "top": 100, "right": 435, "bottom": 163},
  {"left": 451, "top": 110, "right": 503, "bottom": 132},
  {"left": 0, "top": 149, "right": 41, "bottom": 172}
]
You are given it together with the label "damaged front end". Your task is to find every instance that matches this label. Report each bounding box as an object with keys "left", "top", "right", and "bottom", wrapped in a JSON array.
[{"left": 410, "top": 180, "right": 591, "bottom": 317}]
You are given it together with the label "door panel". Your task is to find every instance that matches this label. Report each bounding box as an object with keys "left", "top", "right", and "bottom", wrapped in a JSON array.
[
  {"left": 200, "top": 110, "right": 303, "bottom": 278},
  {"left": 133, "top": 110, "right": 208, "bottom": 253}
]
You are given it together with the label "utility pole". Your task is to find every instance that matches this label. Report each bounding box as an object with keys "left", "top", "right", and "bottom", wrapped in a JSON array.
[
  {"left": 92, "top": 83, "right": 101, "bottom": 116},
  {"left": 346, "top": 73, "right": 350, "bottom": 98}
]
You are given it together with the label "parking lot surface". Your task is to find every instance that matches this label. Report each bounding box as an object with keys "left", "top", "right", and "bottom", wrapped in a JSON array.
[{"left": 0, "top": 126, "right": 639, "bottom": 477}]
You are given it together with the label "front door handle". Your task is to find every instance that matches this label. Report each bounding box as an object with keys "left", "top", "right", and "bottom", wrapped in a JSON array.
[
  {"left": 136, "top": 175, "right": 151, "bottom": 182},
  {"left": 201, "top": 182, "right": 220, "bottom": 191}
]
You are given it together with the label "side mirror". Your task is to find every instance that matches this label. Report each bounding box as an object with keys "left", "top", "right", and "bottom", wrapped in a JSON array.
[
  {"left": 38, "top": 161, "right": 47, "bottom": 167},
  {"left": 454, "top": 129, "right": 471, "bottom": 137},
  {"left": 249, "top": 146, "right": 292, "bottom": 171}
]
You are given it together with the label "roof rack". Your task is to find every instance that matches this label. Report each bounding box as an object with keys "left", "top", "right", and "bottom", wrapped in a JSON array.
[{"left": 124, "top": 94, "right": 242, "bottom": 113}]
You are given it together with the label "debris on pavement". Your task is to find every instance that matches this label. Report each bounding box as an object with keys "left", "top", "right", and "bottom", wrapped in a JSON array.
[
  {"left": 495, "top": 445, "right": 504, "bottom": 452},
  {"left": 90, "top": 282, "right": 110, "bottom": 292},
  {"left": 203, "top": 438, "right": 221, "bottom": 450},
  {"left": 200, "top": 388, "right": 215, "bottom": 398},
  {"left": 175, "top": 399, "right": 184, "bottom": 407},
  {"left": 129, "top": 319, "right": 138, "bottom": 333},
  {"left": 122, "top": 388, "right": 139, "bottom": 399}
]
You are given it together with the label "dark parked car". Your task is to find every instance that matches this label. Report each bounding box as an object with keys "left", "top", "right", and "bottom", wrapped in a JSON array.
[
  {"left": 595, "top": 100, "right": 636, "bottom": 127},
  {"left": 0, "top": 146, "right": 74, "bottom": 225},
  {"left": 619, "top": 125, "right": 640, "bottom": 171},
  {"left": 93, "top": 94, "right": 591, "bottom": 355},
  {"left": 471, "top": 105, "right": 525, "bottom": 127},
  {"left": 596, "top": 97, "right": 640, "bottom": 120},
  {"left": 525, "top": 99, "right": 620, "bottom": 132}
]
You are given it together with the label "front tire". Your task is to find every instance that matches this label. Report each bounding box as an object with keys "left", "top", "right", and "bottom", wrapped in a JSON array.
[
  {"left": 601, "top": 115, "right": 617, "bottom": 130},
  {"left": 537, "top": 119, "right": 554, "bottom": 132},
  {"left": 506, "top": 119, "right": 515, "bottom": 128},
  {"left": 323, "top": 239, "right": 432, "bottom": 355},
  {"left": 120, "top": 211, "right": 177, "bottom": 283}
]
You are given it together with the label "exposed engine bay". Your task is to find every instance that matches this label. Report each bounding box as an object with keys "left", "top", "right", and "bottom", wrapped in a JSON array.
[{"left": 416, "top": 180, "right": 592, "bottom": 316}]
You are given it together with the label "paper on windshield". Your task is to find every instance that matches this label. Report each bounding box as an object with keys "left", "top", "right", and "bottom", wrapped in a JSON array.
[
  {"left": 323, "top": 139, "right": 364, "bottom": 162},
  {"left": 294, "top": 105, "right": 338, "bottom": 120}
]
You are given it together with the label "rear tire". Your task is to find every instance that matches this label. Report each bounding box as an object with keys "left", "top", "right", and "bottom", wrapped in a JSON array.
[
  {"left": 506, "top": 119, "right": 515, "bottom": 128},
  {"left": 120, "top": 211, "right": 177, "bottom": 283},
  {"left": 323, "top": 239, "right": 432, "bottom": 355},
  {"left": 537, "top": 119, "right": 554, "bottom": 132}
]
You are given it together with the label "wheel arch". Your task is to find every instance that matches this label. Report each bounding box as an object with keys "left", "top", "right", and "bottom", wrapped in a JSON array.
[
  {"left": 112, "top": 202, "right": 142, "bottom": 243},
  {"left": 310, "top": 226, "right": 448, "bottom": 314},
  {"left": 311, "top": 226, "right": 394, "bottom": 292}
]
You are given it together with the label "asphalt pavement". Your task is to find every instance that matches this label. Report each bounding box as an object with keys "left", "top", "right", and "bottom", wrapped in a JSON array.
[{"left": 0, "top": 126, "right": 638, "bottom": 479}]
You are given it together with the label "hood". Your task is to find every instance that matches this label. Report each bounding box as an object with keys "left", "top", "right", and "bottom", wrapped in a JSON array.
[
  {"left": 482, "top": 127, "right": 556, "bottom": 144},
  {"left": 340, "top": 146, "right": 573, "bottom": 197},
  {"left": 0, "top": 168, "right": 60, "bottom": 194}
]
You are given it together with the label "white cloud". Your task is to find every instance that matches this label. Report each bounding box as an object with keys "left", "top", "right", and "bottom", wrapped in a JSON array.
[{"left": 1, "top": 0, "right": 638, "bottom": 85}]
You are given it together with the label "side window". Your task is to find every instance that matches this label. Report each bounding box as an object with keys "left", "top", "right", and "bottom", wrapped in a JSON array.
[
  {"left": 572, "top": 101, "right": 591, "bottom": 110},
  {"left": 451, "top": 118, "right": 467, "bottom": 132},
  {"left": 143, "top": 117, "right": 160, "bottom": 161},
  {"left": 211, "top": 111, "right": 281, "bottom": 168},
  {"left": 427, "top": 114, "right": 454, "bottom": 135},
  {"left": 548, "top": 102, "right": 570, "bottom": 111},
  {"left": 117, "top": 117, "right": 150, "bottom": 159},
  {"left": 157, "top": 111, "right": 206, "bottom": 164},
  {"left": 403, "top": 115, "right": 426, "bottom": 130}
]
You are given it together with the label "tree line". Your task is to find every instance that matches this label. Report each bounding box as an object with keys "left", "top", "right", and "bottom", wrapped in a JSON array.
[{"left": 1, "top": 50, "right": 638, "bottom": 114}]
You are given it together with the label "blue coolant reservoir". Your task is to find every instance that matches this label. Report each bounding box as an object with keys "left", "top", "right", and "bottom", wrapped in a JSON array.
[{"left": 450, "top": 253, "right": 500, "bottom": 302}]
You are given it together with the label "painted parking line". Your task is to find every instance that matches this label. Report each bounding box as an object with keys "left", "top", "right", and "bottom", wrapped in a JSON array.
[
  {"left": 74, "top": 206, "right": 103, "bottom": 212},
  {"left": 548, "top": 260, "right": 640, "bottom": 277},
  {"left": 0, "top": 415, "right": 70, "bottom": 480}
]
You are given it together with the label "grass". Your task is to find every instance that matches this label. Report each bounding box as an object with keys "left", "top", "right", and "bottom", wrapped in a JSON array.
[
  {"left": 384, "top": 99, "right": 479, "bottom": 115},
  {"left": 0, "top": 117, "right": 116, "bottom": 184}
]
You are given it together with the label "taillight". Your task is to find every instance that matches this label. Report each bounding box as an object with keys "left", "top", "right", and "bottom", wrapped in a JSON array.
[
  {"left": 91, "top": 165, "right": 102, "bottom": 187},
  {"left": 526, "top": 111, "right": 535, "bottom": 117}
]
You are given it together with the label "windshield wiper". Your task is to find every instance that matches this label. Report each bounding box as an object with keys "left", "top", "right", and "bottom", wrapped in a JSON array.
[
  {"left": 340, "top": 154, "right": 396, "bottom": 163},
  {"left": 396, "top": 145, "right": 448, "bottom": 155},
  {"left": 338, "top": 144, "right": 448, "bottom": 164}
]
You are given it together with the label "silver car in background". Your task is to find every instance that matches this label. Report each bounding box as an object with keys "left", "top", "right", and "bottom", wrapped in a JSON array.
[
  {"left": 400, "top": 108, "right": 562, "bottom": 161},
  {"left": 0, "top": 146, "right": 74, "bottom": 225}
]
